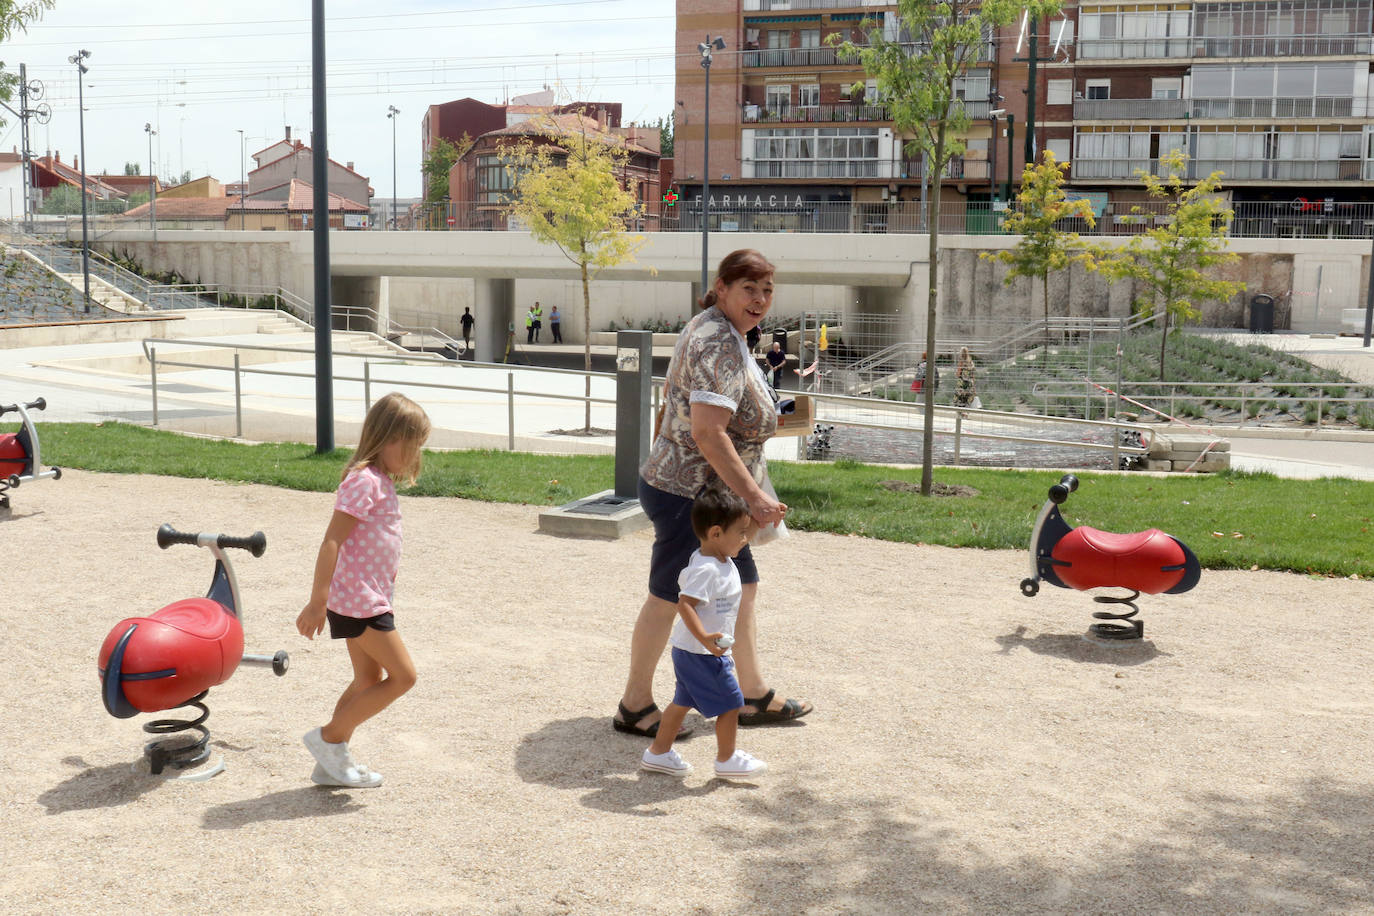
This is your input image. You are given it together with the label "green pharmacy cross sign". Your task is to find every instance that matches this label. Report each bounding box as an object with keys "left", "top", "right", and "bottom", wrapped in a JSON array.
[{"left": 662, "top": 189, "right": 680, "bottom": 208}]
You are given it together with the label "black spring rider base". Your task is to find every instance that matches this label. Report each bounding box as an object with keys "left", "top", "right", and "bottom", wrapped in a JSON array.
[
  {"left": 1089, "top": 590, "right": 1145, "bottom": 640},
  {"left": 142, "top": 691, "right": 213, "bottom": 775}
]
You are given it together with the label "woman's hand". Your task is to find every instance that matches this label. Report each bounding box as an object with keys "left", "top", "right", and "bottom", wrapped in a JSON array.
[{"left": 749, "top": 493, "right": 787, "bottom": 527}]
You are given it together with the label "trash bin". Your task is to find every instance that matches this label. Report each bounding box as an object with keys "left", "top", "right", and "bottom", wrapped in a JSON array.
[
  {"left": 771, "top": 329, "right": 789, "bottom": 353},
  {"left": 1249, "top": 294, "right": 1275, "bottom": 334}
]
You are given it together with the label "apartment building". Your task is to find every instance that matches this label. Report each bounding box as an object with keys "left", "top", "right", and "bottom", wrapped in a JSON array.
[
  {"left": 675, "top": 0, "right": 1374, "bottom": 233},
  {"left": 1065, "top": 0, "right": 1374, "bottom": 216}
]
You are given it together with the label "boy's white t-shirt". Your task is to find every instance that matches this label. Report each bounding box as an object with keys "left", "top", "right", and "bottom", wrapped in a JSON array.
[{"left": 670, "top": 549, "right": 742, "bottom": 655}]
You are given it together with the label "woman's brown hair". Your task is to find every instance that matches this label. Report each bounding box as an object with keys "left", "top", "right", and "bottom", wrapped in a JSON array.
[
  {"left": 698, "top": 248, "right": 776, "bottom": 311},
  {"left": 343, "top": 392, "right": 432, "bottom": 486}
]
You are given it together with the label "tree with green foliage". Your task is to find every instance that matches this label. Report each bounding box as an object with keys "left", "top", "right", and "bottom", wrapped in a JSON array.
[
  {"left": 1094, "top": 150, "right": 1245, "bottom": 381},
  {"left": 502, "top": 116, "right": 646, "bottom": 430},
  {"left": 39, "top": 183, "right": 82, "bottom": 215},
  {"left": 420, "top": 134, "right": 472, "bottom": 205},
  {"left": 835, "top": 0, "right": 1062, "bottom": 495},
  {"left": 652, "top": 113, "right": 673, "bottom": 158},
  {"left": 123, "top": 161, "right": 141, "bottom": 176},
  {"left": 980, "top": 151, "right": 1095, "bottom": 361},
  {"left": 0, "top": 1, "right": 55, "bottom": 125}
]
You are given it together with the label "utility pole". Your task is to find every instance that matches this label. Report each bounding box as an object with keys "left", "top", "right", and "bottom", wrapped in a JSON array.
[
  {"left": 69, "top": 50, "right": 92, "bottom": 313},
  {"left": 698, "top": 36, "right": 725, "bottom": 300},
  {"left": 311, "top": 0, "right": 335, "bottom": 452},
  {"left": 1014, "top": 16, "right": 1041, "bottom": 166},
  {"left": 145, "top": 122, "right": 157, "bottom": 241}
]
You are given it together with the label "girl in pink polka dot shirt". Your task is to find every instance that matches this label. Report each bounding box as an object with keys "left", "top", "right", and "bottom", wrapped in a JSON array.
[{"left": 297, "top": 392, "right": 431, "bottom": 788}]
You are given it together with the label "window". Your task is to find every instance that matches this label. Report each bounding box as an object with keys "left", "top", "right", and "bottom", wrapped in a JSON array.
[
  {"left": 476, "top": 155, "right": 511, "bottom": 204},
  {"left": 1086, "top": 79, "right": 1111, "bottom": 100},
  {"left": 1046, "top": 138, "right": 1072, "bottom": 162},
  {"left": 864, "top": 79, "right": 879, "bottom": 103},
  {"left": 766, "top": 84, "right": 791, "bottom": 116},
  {"left": 800, "top": 29, "right": 819, "bottom": 48},
  {"left": 799, "top": 84, "right": 820, "bottom": 109},
  {"left": 1047, "top": 79, "right": 1073, "bottom": 105},
  {"left": 750, "top": 126, "right": 884, "bottom": 178},
  {"left": 1151, "top": 78, "right": 1182, "bottom": 99}
]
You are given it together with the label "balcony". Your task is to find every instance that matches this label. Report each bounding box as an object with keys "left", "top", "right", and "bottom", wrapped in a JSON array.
[
  {"left": 1074, "top": 98, "right": 1188, "bottom": 120},
  {"left": 742, "top": 47, "right": 844, "bottom": 68},
  {"left": 744, "top": 0, "right": 897, "bottom": 10},
  {"left": 743, "top": 102, "right": 891, "bottom": 124},
  {"left": 1074, "top": 96, "right": 1365, "bottom": 120},
  {"left": 1078, "top": 34, "right": 1374, "bottom": 60}
]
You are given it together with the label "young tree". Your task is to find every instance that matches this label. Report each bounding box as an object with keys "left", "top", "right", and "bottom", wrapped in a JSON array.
[
  {"left": 653, "top": 113, "right": 674, "bottom": 158},
  {"left": 123, "top": 161, "right": 142, "bottom": 176},
  {"left": 1095, "top": 150, "right": 1245, "bottom": 380},
  {"left": 502, "top": 115, "right": 647, "bottom": 431},
  {"left": 980, "top": 150, "right": 1095, "bottom": 361},
  {"left": 420, "top": 133, "right": 472, "bottom": 205},
  {"left": 835, "top": 0, "right": 1062, "bottom": 495},
  {"left": 0, "top": 1, "right": 55, "bottom": 125}
]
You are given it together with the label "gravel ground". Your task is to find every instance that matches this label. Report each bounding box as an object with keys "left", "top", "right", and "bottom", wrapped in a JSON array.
[{"left": 3, "top": 471, "right": 1372, "bottom": 914}]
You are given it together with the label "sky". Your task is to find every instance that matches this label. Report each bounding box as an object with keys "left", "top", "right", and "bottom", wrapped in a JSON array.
[{"left": 0, "top": 0, "right": 676, "bottom": 199}]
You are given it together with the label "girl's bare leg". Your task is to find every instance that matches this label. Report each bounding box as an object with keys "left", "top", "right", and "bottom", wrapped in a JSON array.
[{"left": 320, "top": 628, "right": 416, "bottom": 745}]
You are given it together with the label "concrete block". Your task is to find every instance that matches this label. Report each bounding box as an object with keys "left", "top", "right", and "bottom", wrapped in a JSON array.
[
  {"left": 1173, "top": 458, "right": 1230, "bottom": 473},
  {"left": 538, "top": 489, "right": 651, "bottom": 539},
  {"left": 1140, "top": 458, "right": 1173, "bottom": 471}
]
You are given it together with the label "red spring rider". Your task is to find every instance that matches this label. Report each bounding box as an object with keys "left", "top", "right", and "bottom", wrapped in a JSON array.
[
  {"left": 98, "top": 524, "right": 288, "bottom": 777},
  {"left": 1, "top": 397, "right": 61, "bottom": 515},
  {"left": 1020, "top": 474, "right": 1201, "bottom": 640}
]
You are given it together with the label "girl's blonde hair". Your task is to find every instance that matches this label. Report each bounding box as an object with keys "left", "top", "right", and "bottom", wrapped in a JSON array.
[{"left": 344, "top": 392, "right": 432, "bottom": 486}]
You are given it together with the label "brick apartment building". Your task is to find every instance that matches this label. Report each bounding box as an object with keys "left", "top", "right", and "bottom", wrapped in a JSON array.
[
  {"left": 422, "top": 91, "right": 661, "bottom": 229},
  {"left": 675, "top": 0, "right": 1374, "bottom": 233}
]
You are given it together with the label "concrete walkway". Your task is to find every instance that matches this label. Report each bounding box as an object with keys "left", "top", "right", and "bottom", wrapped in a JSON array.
[{"left": 4, "top": 320, "right": 1374, "bottom": 479}]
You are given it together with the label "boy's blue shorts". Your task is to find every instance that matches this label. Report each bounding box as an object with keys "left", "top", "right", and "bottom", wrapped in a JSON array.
[{"left": 671, "top": 647, "right": 745, "bottom": 719}]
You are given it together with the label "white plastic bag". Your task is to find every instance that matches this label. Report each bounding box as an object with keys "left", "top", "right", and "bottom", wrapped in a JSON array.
[{"left": 750, "top": 466, "right": 790, "bottom": 546}]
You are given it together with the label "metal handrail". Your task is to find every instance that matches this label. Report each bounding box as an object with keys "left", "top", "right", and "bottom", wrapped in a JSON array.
[{"left": 1031, "top": 378, "right": 1374, "bottom": 430}]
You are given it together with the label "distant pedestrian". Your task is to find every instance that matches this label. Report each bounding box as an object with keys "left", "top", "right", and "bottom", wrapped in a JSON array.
[
  {"left": 526, "top": 306, "right": 536, "bottom": 344},
  {"left": 765, "top": 341, "right": 785, "bottom": 389},
  {"left": 532, "top": 301, "right": 544, "bottom": 343},
  {"left": 550, "top": 305, "right": 562, "bottom": 344},
  {"left": 460, "top": 307, "right": 474, "bottom": 350},
  {"left": 953, "top": 346, "right": 978, "bottom": 409}
]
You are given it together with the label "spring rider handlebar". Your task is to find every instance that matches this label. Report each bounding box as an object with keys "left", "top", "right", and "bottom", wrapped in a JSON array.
[
  {"left": 0, "top": 397, "right": 62, "bottom": 515},
  {"left": 97, "top": 524, "right": 288, "bottom": 778},
  {"left": 1020, "top": 474, "right": 1201, "bottom": 640}
]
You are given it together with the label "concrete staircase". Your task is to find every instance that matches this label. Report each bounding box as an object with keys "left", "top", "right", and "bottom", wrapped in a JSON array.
[{"left": 59, "top": 273, "right": 144, "bottom": 314}]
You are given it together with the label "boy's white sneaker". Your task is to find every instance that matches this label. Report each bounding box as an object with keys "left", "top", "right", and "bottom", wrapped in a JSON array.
[
  {"left": 714, "top": 750, "right": 767, "bottom": 780},
  {"left": 641, "top": 747, "right": 693, "bottom": 776},
  {"left": 311, "top": 762, "right": 383, "bottom": 788}
]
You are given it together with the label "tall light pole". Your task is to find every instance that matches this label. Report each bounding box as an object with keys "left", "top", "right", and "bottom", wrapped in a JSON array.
[
  {"left": 144, "top": 122, "right": 157, "bottom": 242},
  {"left": 69, "top": 49, "right": 91, "bottom": 313},
  {"left": 237, "top": 128, "right": 246, "bottom": 230},
  {"left": 387, "top": 105, "right": 399, "bottom": 230},
  {"left": 698, "top": 36, "right": 725, "bottom": 298}
]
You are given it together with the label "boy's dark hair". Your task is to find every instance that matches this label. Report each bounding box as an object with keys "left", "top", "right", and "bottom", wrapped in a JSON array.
[{"left": 692, "top": 484, "right": 750, "bottom": 540}]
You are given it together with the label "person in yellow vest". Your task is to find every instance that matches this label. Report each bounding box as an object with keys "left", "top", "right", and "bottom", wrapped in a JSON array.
[
  {"left": 532, "top": 301, "right": 544, "bottom": 343},
  {"left": 525, "top": 305, "right": 536, "bottom": 344}
]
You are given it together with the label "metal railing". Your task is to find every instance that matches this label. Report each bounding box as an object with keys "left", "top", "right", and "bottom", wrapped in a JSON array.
[
  {"left": 140, "top": 338, "right": 612, "bottom": 447},
  {"left": 332, "top": 304, "right": 464, "bottom": 357},
  {"left": 742, "top": 102, "right": 892, "bottom": 124},
  {"left": 1030, "top": 379, "right": 1374, "bottom": 431},
  {"left": 801, "top": 387, "right": 1154, "bottom": 469},
  {"left": 1076, "top": 35, "right": 1373, "bottom": 60},
  {"left": 744, "top": 0, "right": 896, "bottom": 9}
]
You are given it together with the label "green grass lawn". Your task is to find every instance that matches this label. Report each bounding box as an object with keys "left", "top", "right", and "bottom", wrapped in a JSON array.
[{"left": 31, "top": 421, "right": 1374, "bottom": 579}]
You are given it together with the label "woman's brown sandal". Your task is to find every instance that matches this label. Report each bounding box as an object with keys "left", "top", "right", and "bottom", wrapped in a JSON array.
[
  {"left": 739, "top": 689, "right": 813, "bottom": 726},
  {"left": 613, "top": 701, "right": 694, "bottom": 738}
]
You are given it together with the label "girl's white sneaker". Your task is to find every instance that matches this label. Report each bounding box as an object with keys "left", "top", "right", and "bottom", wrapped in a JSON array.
[
  {"left": 311, "top": 762, "right": 383, "bottom": 788},
  {"left": 641, "top": 747, "right": 693, "bottom": 776},
  {"left": 714, "top": 750, "right": 767, "bottom": 780}
]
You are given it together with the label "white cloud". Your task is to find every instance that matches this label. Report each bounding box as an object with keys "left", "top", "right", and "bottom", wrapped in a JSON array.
[{"left": 2, "top": 0, "right": 674, "bottom": 197}]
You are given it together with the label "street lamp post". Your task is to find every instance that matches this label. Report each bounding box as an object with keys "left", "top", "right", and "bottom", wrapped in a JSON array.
[
  {"left": 387, "top": 105, "right": 400, "bottom": 230},
  {"left": 69, "top": 49, "right": 91, "bottom": 313},
  {"left": 237, "top": 129, "right": 246, "bottom": 230},
  {"left": 698, "top": 36, "right": 725, "bottom": 298},
  {"left": 1004, "top": 114, "right": 1016, "bottom": 203},
  {"left": 144, "top": 122, "right": 157, "bottom": 242}
]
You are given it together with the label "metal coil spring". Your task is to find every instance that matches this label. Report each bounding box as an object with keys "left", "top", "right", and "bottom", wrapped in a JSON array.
[
  {"left": 1090, "top": 590, "right": 1145, "bottom": 640},
  {"left": 142, "top": 691, "right": 211, "bottom": 775}
]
